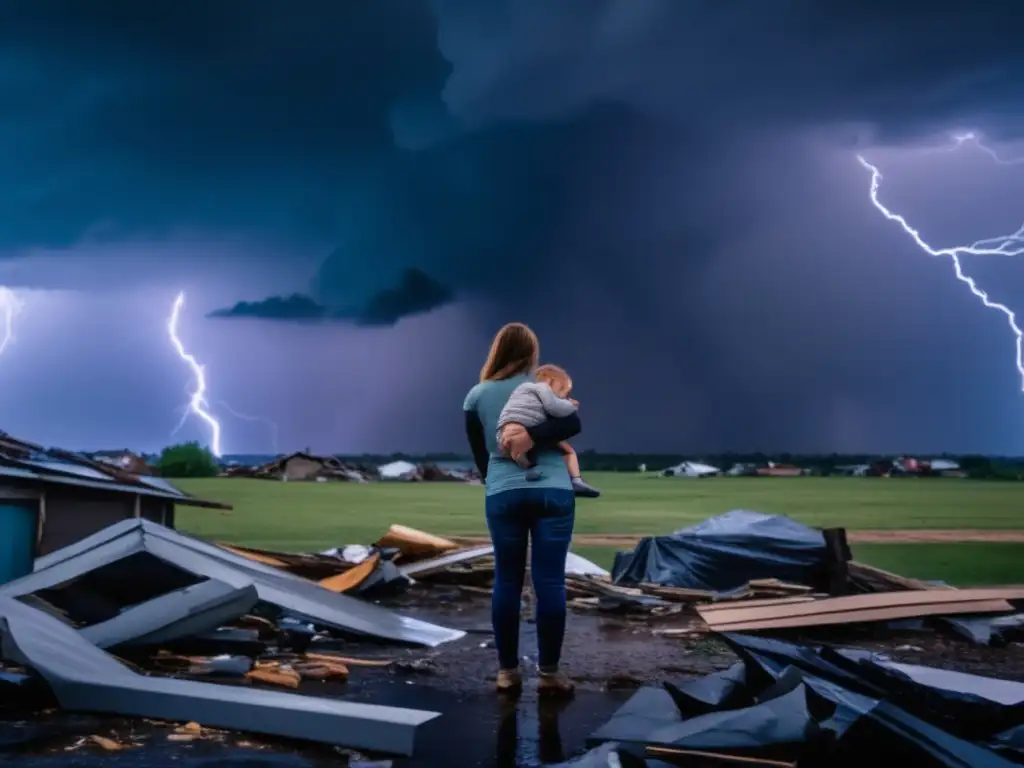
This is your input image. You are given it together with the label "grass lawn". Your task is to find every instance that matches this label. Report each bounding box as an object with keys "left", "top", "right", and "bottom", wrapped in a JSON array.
[{"left": 174, "top": 474, "right": 1024, "bottom": 585}]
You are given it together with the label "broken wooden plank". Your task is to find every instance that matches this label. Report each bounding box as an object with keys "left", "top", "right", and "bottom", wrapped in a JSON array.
[
  {"left": 704, "top": 598, "right": 1014, "bottom": 632},
  {"left": 317, "top": 553, "right": 381, "bottom": 594},
  {"left": 302, "top": 652, "right": 393, "bottom": 668},
  {"left": 647, "top": 745, "right": 796, "bottom": 767},
  {"left": 637, "top": 584, "right": 716, "bottom": 601},
  {"left": 698, "top": 587, "right": 1024, "bottom": 631},
  {"left": 746, "top": 579, "right": 813, "bottom": 594},
  {"left": 847, "top": 560, "right": 954, "bottom": 592},
  {"left": 699, "top": 596, "right": 820, "bottom": 612},
  {"left": 703, "top": 586, "right": 1024, "bottom": 622},
  {"left": 375, "top": 525, "right": 459, "bottom": 562},
  {"left": 217, "top": 544, "right": 289, "bottom": 568}
]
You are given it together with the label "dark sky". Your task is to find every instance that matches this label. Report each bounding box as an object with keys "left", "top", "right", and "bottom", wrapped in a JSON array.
[{"left": 2, "top": 1, "right": 1024, "bottom": 456}]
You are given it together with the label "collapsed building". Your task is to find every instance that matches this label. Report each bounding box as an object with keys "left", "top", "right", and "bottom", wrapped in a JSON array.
[{"left": 0, "top": 431, "right": 228, "bottom": 583}]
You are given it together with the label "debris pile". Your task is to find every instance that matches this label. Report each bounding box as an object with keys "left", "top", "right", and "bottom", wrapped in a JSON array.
[
  {"left": 223, "top": 513, "right": 1024, "bottom": 643},
  {"left": 219, "top": 452, "right": 372, "bottom": 482},
  {"left": 562, "top": 632, "right": 1024, "bottom": 767},
  {"left": 219, "top": 453, "right": 478, "bottom": 483},
  {"left": 0, "top": 519, "right": 467, "bottom": 756}
]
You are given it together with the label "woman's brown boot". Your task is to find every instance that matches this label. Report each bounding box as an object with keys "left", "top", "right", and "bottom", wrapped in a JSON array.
[
  {"left": 496, "top": 668, "right": 523, "bottom": 695},
  {"left": 537, "top": 669, "right": 575, "bottom": 698}
]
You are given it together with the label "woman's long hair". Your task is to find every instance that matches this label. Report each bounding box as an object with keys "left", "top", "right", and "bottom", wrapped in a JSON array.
[{"left": 480, "top": 322, "right": 539, "bottom": 382}]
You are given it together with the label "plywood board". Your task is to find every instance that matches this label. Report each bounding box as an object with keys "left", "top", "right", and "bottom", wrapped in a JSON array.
[
  {"left": 700, "top": 596, "right": 819, "bottom": 612},
  {"left": 700, "top": 586, "right": 1024, "bottom": 626},
  {"left": 704, "top": 598, "right": 1013, "bottom": 632}
]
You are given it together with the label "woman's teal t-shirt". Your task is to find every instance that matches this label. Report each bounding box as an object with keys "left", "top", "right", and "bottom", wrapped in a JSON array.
[{"left": 463, "top": 374, "right": 572, "bottom": 496}]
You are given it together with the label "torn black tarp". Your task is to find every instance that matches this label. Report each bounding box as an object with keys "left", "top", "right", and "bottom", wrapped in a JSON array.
[
  {"left": 79, "top": 579, "right": 258, "bottom": 649},
  {"left": 0, "top": 596, "right": 440, "bottom": 756},
  {"left": 611, "top": 510, "right": 828, "bottom": 592},
  {"left": 934, "top": 613, "right": 1024, "bottom": 647},
  {"left": 9, "top": 519, "right": 464, "bottom": 647},
  {"left": 662, "top": 663, "right": 750, "bottom": 717},
  {"left": 590, "top": 634, "right": 1024, "bottom": 767}
]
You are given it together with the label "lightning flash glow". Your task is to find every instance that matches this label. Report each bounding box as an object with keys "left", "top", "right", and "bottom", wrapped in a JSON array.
[
  {"left": 217, "top": 400, "right": 281, "bottom": 455},
  {"left": 0, "top": 288, "right": 24, "bottom": 357},
  {"left": 167, "top": 292, "right": 223, "bottom": 457},
  {"left": 858, "top": 133, "right": 1024, "bottom": 391}
]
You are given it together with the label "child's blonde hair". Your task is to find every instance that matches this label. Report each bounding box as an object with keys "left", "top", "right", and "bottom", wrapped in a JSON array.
[{"left": 536, "top": 363, "right": 572, "bottom": 394}]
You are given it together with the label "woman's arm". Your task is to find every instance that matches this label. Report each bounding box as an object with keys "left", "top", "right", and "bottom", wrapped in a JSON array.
[
  {"left": 526, "top": 412, "right": 581, "bottom": 447},
  {"left": 464, "top": 410, "right": 490, "bottom": 480}
]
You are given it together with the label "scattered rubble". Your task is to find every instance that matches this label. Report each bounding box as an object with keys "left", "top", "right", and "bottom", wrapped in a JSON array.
[{"left": 2, "top": 509, "right": 1024, "bottom": 763}]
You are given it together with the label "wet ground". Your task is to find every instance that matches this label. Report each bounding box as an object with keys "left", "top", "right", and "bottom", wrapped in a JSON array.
[{"left": 4, "top": 588, "right": 1024, "bottom": 766}]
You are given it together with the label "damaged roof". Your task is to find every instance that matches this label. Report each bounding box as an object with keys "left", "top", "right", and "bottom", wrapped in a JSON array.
[{"left": 0, "top": 430, "right": 230, "bottom": 510}]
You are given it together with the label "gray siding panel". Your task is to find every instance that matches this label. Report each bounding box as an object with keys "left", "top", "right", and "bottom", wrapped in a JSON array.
[{"left": 39, "top": 493, "right": 134, "bottom": 556}]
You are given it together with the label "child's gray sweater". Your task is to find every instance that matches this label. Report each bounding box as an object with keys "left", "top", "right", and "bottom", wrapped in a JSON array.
[{"left": 496, "top": 382, "right": 578, "bottom": 434}]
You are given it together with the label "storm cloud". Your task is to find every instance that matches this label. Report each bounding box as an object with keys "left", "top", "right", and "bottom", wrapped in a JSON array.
[
  {"left": 1, "top": 1, "right": 1023, "bottom": 453},
  {"left": 210, "top": 269, "right": 455, "bottom": 326}
]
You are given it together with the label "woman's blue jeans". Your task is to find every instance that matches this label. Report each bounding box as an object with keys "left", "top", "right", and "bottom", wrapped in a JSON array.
[{"left": 485, "top": 487, "right": 576, "bottom": 671}]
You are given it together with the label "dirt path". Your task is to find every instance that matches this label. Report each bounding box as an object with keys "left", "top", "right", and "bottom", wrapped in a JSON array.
[{"left": 454, "top": 529, "right": 1024, "bottom": 547}]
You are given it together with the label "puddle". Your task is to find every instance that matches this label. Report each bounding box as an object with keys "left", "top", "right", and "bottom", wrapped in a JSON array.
[{"left": 0, "top": 686, "right": 633, "bottom": 767}]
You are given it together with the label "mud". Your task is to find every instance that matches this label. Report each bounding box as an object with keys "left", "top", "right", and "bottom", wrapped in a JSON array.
[
  {"left": 6, "top": 590, "right": 1024, "bottom": 766},
  {"left": 456, "top": 529, "right": 1024, "bottom": 548}
]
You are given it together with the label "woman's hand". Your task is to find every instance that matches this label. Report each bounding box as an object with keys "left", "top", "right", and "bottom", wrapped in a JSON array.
[{"left": 499, "top": 423, "right": 534, "bottom": 463}]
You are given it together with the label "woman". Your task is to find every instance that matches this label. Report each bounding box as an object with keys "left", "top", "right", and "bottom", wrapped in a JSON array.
[{"left": 463, "top": 322, "right": 581, "bottom": 697}]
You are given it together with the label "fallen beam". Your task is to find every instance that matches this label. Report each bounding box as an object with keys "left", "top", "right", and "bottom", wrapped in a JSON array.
[
  {"left": 0, "top": 597, "right": 440, "bottom": 755},
  {"left": 79, "top": 579, "right": 258, "bottom": 649},
  {"left": 399, "top": 545, "right": 495, "bottom": 578}
]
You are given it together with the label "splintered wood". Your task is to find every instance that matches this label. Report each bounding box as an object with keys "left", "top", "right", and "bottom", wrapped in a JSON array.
[{"left": 318, "top": 553, "right": 381, "bottom": 593}]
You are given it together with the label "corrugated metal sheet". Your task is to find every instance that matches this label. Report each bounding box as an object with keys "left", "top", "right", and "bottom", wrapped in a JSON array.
[
  {"left": 19, "top": 459, "right": 114, "bottom": 482},
  {"left": 0, "top": 430, "right": 229, "bottom": 510},
  {"left": 0, "top": 465, "right": 227, "bottom": 509}
]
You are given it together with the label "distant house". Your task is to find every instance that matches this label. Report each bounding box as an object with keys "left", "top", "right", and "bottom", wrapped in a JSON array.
[
  {"left": 379, "top": 460, "right": 420, "bottom": 481},
  {"left": 90, "top": 450, "right": 154, "bottom": 476},
  {"left": 263, "top": 452, "right": 344, "bottom": 481},
  {"left": 662, "top": 461, "right": 721, "bottom": 478},
  {"left": 0, "top": 431, "right": 229, "bottom": 583},
  {"left": 755, "top": 463, "right": 803, "bottom": 478}
]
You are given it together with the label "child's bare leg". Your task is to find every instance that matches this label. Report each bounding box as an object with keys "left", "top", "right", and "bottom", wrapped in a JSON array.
[
  {"left": 562, "top": 442, "right": 601, "bottom": 498},
  {"left": 560, "top": 442, "right": 581, "bottom": 478}
]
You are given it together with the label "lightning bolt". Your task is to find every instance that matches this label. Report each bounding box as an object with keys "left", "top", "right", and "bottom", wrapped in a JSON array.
[
  {"left": 857, "top": 132, "right": 1024, "bottom": 391},
  {"left": 167, "top": 292, "right": 223, "bottom": 457},
  {"left": 0, "top": 287, "right": 24, "bottom": 357},
  {"left": 217, "top": 400, "right": 280, "bottom": 455}
]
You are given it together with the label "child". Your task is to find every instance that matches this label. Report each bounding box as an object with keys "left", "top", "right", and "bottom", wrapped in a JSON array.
[{"left": 496, "top": 364, "right": 601, "bottom": 498}]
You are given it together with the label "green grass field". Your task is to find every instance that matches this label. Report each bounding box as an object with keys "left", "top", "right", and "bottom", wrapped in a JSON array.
[{"left": 174, "top": 474, "right": 1024, "bottom": 585}]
